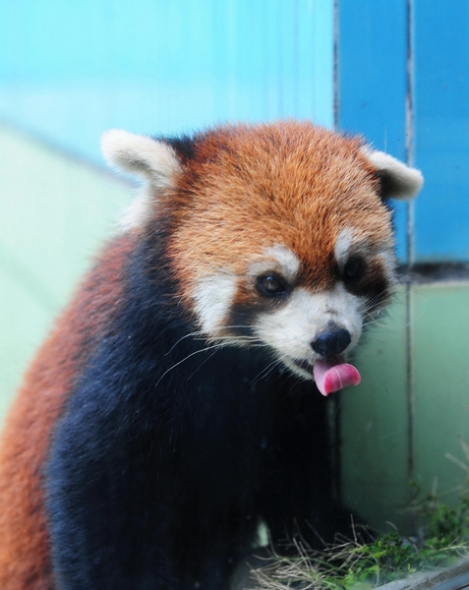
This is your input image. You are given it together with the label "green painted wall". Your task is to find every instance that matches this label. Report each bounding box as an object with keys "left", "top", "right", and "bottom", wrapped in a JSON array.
[
  {"left": 0, "top": 124, "right": 131, "bottom": 418},
  {"left": 341, "top": 283, "right": 469, "bottom": 532}
]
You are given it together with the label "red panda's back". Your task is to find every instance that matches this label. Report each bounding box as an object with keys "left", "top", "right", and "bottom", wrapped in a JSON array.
[{"left": 0, "top": 235, "right": 134, "bottom": 589}]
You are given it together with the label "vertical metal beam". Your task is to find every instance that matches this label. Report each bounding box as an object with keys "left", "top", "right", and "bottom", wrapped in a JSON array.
[{"left": 405, "top": 0, "right": 416, "bottom": 511}]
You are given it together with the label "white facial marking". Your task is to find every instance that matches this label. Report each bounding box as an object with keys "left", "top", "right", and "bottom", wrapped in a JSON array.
[
  {"left": 264, "top": 244, "right": 300, "bottom": 281},
  {"left": 377, "top": 250, "right": 397, "bottom": 287},
  {"left": 253, "top": 285, "right": 365, "bottom": 380},
  {"left": 192, "top": 272, "right": 238, "bottom": 336},
  {"left": 334, "top": 229, "right": 356, "bottom": 270},
  {"left": 192, "top": 246, "right": 300, "bottom": 341},
  {"left": 335, "top": 228, "right": 396, "bottom": 286},
  {"left": 248, "top": 244, "right": 300, "bottom": 283}
]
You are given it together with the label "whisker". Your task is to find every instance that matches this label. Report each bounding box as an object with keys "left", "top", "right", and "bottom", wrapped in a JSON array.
[
  {"left": 184, "top": 347, "right": 220, "bottom": 382},
  {"left": 251, "top": 356, "right": 283, "bottom": 384},
  {"left": 166, "top": 325, "right": 264, "bottom": 353},
  {"left": 155, "top": 343, "right": 231, "bottom": 387},
  {"left": 164, "top": 331, "right": 206, "bottom": 356}
]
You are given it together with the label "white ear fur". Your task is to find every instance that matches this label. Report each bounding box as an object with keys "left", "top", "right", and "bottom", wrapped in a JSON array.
[
  {"left": 361, "top": 147, "right": 423, "bottom": 200},
  {"left": 101, "top": 130, "right": 181, "bottom": 189}
]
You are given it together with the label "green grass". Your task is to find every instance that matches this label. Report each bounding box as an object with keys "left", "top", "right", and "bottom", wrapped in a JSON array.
[{"left": 253, "top": 486, "right": 469, "bottom": 589}]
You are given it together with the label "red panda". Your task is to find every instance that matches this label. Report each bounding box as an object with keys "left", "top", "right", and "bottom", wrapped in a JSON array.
[{"left": 0, "top": 121, "right": 422, "bottom": 589}]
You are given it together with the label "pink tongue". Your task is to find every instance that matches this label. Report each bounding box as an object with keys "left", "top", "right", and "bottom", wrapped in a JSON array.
[{"left": 313, "top": 359, "right": 361, "bottom": 396}]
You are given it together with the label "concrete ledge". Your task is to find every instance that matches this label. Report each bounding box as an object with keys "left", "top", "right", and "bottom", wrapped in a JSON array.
[{"left": 376, "top": 556, "right": 469, "bottom": 590}]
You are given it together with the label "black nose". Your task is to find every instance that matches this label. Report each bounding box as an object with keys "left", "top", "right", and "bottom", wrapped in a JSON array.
[{"left": 311, "top": 325, "right": 351, "bottom": 357}]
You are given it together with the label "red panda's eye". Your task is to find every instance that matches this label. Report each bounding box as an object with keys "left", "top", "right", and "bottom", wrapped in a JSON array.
[
  {"left": 256, "top": 273, "right": 290, "bottom": 297},
  {"left": 342, "top": 255, "right": 366, "bottom": 283}
]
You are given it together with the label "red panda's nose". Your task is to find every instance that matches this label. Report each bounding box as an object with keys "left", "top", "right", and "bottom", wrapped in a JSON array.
[{"left": 311, "top": 325, "right": 351, "bottom": 357}]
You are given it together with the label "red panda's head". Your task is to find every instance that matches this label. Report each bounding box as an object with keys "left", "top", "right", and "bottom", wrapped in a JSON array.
[{"left": 102, "top": 122, "right": 422, "bottom": 393}]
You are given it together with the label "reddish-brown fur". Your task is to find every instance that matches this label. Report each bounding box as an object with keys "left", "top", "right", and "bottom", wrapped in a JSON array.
[
  {"left": 0, "top": 235, "right": 134, "bottom": 589},
  {"left": 164, "top": 122, "right": 393, "bottom": 306}
]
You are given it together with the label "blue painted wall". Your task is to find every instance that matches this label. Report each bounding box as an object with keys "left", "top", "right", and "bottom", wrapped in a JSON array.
[
  {"left": 338, "top": 0, "right": 408, "bottom": 260},
  {"left": 339, "top": 0, "right": 469, "bottom": 263},
  {"left": 1, "top": 1, "right": 468, "bottom": 260},
  {"left": 413, "top": 1, "right": 469, "bottom": 261},
  {"left": 0, "top": 1, "right": 333, "bottom": 163}
]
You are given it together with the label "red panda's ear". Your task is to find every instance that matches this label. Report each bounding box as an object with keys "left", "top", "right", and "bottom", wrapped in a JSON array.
[
  {"left": 101, "top": 130, "right": 182, "bottom": 190},
  {"left": 361, "top": 147, "right": 423, "bottom": 200}
]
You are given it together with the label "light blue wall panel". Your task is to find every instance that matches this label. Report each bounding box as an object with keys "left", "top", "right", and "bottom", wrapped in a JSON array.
[
  {"left": 413, "top": 0, "right": 469, "bottom": 262},
  {"left": 338, "top": 0, "right": 409, "bottom": 261},
  {"left": 0, "top": 1, "right": 333, "bottom": 164}
]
